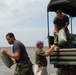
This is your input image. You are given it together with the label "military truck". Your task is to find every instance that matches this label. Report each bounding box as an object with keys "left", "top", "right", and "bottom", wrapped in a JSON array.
[{"left": 47, "top": 0, "right": 76, "bottom": 75}]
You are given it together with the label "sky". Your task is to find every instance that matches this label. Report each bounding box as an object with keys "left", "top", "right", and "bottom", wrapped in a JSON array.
[
  {"left": 0, "top": 0, "right": 50, "bottom": 47},
  {"left": 0, "top": 0, "right": 76, "bottom": 47}
]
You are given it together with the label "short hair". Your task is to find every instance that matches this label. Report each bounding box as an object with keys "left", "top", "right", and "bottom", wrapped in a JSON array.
[
  {"left": 6, "top": 32, "right": 15, "bottom": 38},
  {"left": 56, "top": 10, "right": 62, "bottom": 14}
]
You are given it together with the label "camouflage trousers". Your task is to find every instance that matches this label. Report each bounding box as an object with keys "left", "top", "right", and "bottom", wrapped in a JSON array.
[{"left": 14, "top": 61, "right": 34, "bottom": 75}]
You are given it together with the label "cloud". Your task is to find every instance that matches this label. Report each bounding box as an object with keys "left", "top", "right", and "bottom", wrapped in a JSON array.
[
  {"left": 0, "top": 0, "right": 76, "bottom": 47},
  {"left": 0, "top": 0, "right": 49, "bottom": 27},
  {"left": 0, "top": 0, "right": 50, "bottom": 47}
]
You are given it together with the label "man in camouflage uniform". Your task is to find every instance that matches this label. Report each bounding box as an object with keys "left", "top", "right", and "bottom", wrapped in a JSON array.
[{"left": 2, "top": 33, "right": 34, "bottom": 75}]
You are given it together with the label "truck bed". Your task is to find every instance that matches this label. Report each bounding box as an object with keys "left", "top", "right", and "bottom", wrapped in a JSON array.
[{"left": 50, "top": 48, "right": 76, "bottom": 65}]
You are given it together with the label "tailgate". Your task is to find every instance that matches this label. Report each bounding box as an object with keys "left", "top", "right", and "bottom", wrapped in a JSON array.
[{"left": 50, "top": 48, "right": 76, "bottom": 65}]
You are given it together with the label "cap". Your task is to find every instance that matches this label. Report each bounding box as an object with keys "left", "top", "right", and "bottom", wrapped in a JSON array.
[{"left": 36, "top": 41, "right": 44, "bottom": 46}]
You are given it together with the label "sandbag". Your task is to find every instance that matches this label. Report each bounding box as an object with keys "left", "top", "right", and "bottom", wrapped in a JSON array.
[
  {"left": 72, "top": 36, "right": 76, "bottom": 45},
  {"left": 68, "top": 34, "right": 76, "bottom": 45},
  {"left": 68, "top": 34, "right": 76, "bottom": 41},
  {"left": 0, "top": 53, "right": 12, "bottom": 68},
  {"left": 58, "top": 29, "right": 67, "bottom": 45},
  {"left": 71, "top": 41, "right": 76, "bottom": 45}
]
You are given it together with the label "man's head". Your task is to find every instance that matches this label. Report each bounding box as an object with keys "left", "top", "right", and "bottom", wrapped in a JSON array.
[
  {"left": 56, "top": 10, "right": 62, "bottom": 14},
  {"left": 36, "top": 41, "right": 44, "bottom": 48},
  {"left": 6, "top": 33, "right": 15, "bottom": 44},
  {"left": 56, "top": 10, "right": 62, "bottom": 19}
]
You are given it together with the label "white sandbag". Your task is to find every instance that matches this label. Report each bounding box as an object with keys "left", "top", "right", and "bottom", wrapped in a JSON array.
[
  {"left": 58, "top": 29, "right": 67, "bottom": 45},
  {"left": 0, "top": 53, "right": 12, "bottom": 68}
]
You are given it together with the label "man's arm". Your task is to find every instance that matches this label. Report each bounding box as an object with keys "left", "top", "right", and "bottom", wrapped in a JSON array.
[
  {"left": 44, "top": 44, "right": 57, "bottom": 57},
  {"left": 63, "top": 15, "right": 69, "bottom": 30},
  {"left": 1, "top": 48, "right": 21, "bottom": 60},
  {"left": 54, "top": 24, "right": 59, "bottom": 35},
  {"left": 63, "top": 21, "right": 69, "bottom": 30}
]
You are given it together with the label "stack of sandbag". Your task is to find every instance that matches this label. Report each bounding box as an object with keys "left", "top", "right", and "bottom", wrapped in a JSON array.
[
  {"left": 68, "top": 34, "right": 76, "bottom": 45},
  {"left": 58, "top": 29, "right": 67, "bottom": 45}
]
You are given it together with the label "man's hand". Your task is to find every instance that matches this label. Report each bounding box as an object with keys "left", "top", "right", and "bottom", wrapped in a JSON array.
[
  {"left": 50, "top": 44, "right": 57, "bottom": 51},
  {"left": 56, "top": 32, "right": 59, "bottom": 35},
  {"left": 1, "top": 48, "right": 8, "bottom": 54},
  {"left": 12, "top": 60, "right": 16, "bottom": 65},
  {"left": 63, "top": 27, "right": 65, "bottom": 30},
  {"left": 63, "top": 22, "right": 69, "bottom": 30}
]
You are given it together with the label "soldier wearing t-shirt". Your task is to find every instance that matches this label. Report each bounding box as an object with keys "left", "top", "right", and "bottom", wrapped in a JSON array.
[
  {"left": 1, "top": 33, "right": 34, "bottom": 75},
  {"left": 53, "top": 10, "right": 69, "bottom": 45},
  {"left": 53, "top": 10, "right": 70, "bottom": 75}
]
